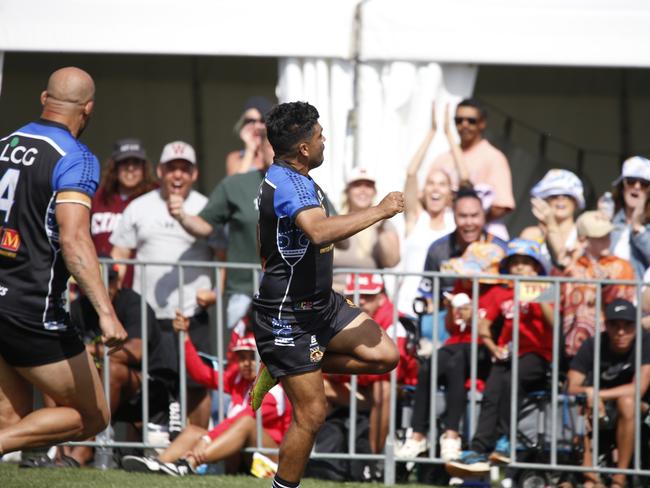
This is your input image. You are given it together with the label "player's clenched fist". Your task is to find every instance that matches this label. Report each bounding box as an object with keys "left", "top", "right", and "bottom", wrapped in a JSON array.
[
  {"left": 167, "top": 193, "right": 185, "bottom": 221},
  {"left": 378, "top": 191, "right": 405, "bottom": 218}
]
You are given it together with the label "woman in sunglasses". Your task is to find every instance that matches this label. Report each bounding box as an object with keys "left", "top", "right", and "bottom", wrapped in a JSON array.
[
  {"left": 609, "top": 156, "right": 650, "bottom": 279},
  {"left": 225, "top": 96, "right": 275, "bottom": 175}
]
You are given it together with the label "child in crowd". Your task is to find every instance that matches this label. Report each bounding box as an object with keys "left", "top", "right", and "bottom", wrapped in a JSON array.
[
  {"left": 446, "top": 239, "right": 554, "bottom": 477},
  {"left": 122, "top": 314, "right": 291, "bottom": 478}
]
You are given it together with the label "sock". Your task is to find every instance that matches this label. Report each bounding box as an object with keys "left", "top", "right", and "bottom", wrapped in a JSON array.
[{"left": 272, "top": 474, "right": 300, "bottom": 488}]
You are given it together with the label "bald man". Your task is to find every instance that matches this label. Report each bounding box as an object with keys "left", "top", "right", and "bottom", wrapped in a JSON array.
[{"left": 0, "top": 67, "right": 127, "bottom": 457}]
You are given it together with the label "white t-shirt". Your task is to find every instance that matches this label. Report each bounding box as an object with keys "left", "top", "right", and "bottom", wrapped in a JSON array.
[
  {"left": 110, "top": 189, "right": 216, "bottom": 319},
  {"left": 395, "top": 208, "right": 456, "bottom": 315}
]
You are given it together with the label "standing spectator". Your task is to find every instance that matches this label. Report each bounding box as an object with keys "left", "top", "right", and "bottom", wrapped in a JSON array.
[
  {"left": 609, "top": 156, "right": 650, "bottom": 279},
  {"left": 555, "top": 210, "right": 636, "bottom": 359},
  {"left": 567, "top": 299, "right": 650, "bottom": 488},
  {"left": 91, "top": 138, "right": 156, "bottom": 288},
  {"left": 418, "top": 188, "right": 507, "bottom": 308},
  {"left": 168, "top": 149, "right": 272, "bottom": 329},
  {"left": 428, "top": 99, "right": 515, "bottom": 240},
  {"left": 225, "top": 96, "right": 275, "bottom": 176},
  {"left": 521, "top": 169, "right": 584, "bottom": 268},
  {"left": 333, "top": 168, "right": 400, "bottom": 292},
  {"left": 399, "top": 105, "right": 455, "bottom": 317},
  {"left": 110, "top": 141, "right": 219, "bottom": 427},
  {"left": 446, "top": 239, "right": 554, "bottom": 477},
  {"left": 343, "top": 273, "right": 418, "bottom": 457}
]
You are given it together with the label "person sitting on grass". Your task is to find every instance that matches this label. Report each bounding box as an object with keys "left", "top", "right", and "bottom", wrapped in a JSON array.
[
  {"left": 567, "top": 299, "right": 650, "bottom": 488},
  {"left": 446, "top": 239, "right": 554, "bottom": 478},
  {"left": 121, "top": 311, "right": 291, "bottom": 477}
]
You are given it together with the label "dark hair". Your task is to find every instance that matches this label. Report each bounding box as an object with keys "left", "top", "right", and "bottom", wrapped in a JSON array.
[
  {"left": 97, "top": 156, "right": 156, "bottom": 206},
  {"left": 457, "top": 98, "right": 487, "bottom": 120},
  {"left": 453, "top": 187, "right": 483, "bottom": 208},
  {"left": 265, "top": 102, "right": 319, "bottom": 157}
]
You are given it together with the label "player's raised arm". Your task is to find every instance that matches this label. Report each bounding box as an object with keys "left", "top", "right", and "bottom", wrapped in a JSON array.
[{"left": 295, "top": 191, "right": 404, "bottom": 245}]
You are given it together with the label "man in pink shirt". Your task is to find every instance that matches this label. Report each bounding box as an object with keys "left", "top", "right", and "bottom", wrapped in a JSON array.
[{"left": 431, "top": 99, "right": 515, "bottom": 240}]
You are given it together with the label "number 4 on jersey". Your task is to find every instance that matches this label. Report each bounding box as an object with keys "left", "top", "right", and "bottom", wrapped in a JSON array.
[{"left": 0, "top": 168, "right": 20, "bottom": 223}]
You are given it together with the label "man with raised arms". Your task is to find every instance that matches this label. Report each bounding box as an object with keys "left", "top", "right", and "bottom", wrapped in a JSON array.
[
  {"left": 250, "top": 101, "right": 403, "bottom": 488},
  {"left": 0, "top": 67, "right": 127, "bottom": 457}
]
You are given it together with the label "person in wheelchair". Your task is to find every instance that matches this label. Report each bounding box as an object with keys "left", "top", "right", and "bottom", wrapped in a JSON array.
[
  {"left": 445, "top": 239, "right": 555, "bottom": 478},
  {"left": 567, "top": 299, "right": 650, "bottom": 488}
]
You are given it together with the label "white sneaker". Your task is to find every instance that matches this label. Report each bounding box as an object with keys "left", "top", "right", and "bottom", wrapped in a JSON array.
[
  {"left": 439, "top": 433, "right": 462, "bottom": 462},
  {"left": 395, "top": 436, "right": 427, "bottom": 459}
]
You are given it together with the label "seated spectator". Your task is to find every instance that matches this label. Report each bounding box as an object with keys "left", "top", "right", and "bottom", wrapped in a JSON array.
[
  {"left": 122, "top": 318, "right": 291, "bottom": 477},
  {"left": 396, "top": 241, "right": 504, "bottom": 462},
  {"left": 554, "top": 211, "right": 636, "bottom": 359},
  {"left": 342, "top": 273, "right": 418, "bottom": 457},
  {"left": 332, "top": 168, "right": 400, "bottom": 292},
  {"left": 609, "top": 156, "right": 650, "bottom": 279},
  {"left": 446, "top": 239, "right": 554, "bottom": 477},
  {"left": 225, "top": 96, "right": 275, "bottom": 175},
  {"left": 428, "top": 99, "right": 515, "bottom": 240},
  {"left": 66, "top": 262, "right": 178, "bottom": 466},
  {"left": 567, "top": 299, "right": 650, "bottom": 488},
  {"left": 91, "top": 138, "right": 156, "bottom": 288},
  {"left": 398, "top": 103, "right": 455, "bottom": 317},
  {"left": 521, "top": 169, "right": 584, "bottom": 268}
]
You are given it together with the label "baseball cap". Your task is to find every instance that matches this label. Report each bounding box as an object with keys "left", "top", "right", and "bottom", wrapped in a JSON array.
[
  {"left": 499, "top": 238, "right": 548, "bottom": 275},
  {"left": 159, "top": 141, "right": 196, "bottom": 165},
  {"left": 231, "top": 333, "right": 256, "bottom": 352},
  {"left": 576, "top": 210, "right": 614, "bottom": 238},
  {"left": 344, "top": 273, "right": 384, "bottom": 296},
  {"left": 530, "top": 169, "right": 585, "bottom": 210},
  {"left": 604, "top": 298, "right": 636, "bottom": 323},
  {"left": 112, "top": 138, "right": 146, "bottom": 162},
  {"left": 613, "top": 156, "right": 650, "bottom": 186},
  {"left": 346, "top": 167, "right": 376, "bottom": 186}
]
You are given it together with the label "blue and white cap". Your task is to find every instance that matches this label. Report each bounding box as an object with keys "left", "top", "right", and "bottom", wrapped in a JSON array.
[
  {"left": 530, "top": 169, "right": 585, "bottom": 210},
  {"left": 612, "top": 156, "right": 650, "bottom": 186}
]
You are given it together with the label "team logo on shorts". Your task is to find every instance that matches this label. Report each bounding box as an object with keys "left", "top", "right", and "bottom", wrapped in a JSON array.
[
  {"left": 272, "top": 318, "right": 295, "bottom": 347},
  {"left": 309, "top": 335, "right": 323, "bottom": 362}
]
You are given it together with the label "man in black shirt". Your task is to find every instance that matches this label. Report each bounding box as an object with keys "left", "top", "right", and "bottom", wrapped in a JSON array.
[
  {"left": 567, "top": 299, "right": 650, "bottom": 488},
  {"left": 251, "top": 102, "right": 403, "bottom": 488}
]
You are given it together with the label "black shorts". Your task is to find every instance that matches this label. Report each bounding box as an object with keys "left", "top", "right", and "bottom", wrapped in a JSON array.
[
  {"left": 253, "top": 291, "right": 363, "bottom": 378},
  {"left": 0, "top": 312, "right": 85, "bottom": 367},
  {"left": 158, "top": 310, "right": 212, "bottom": 390}
]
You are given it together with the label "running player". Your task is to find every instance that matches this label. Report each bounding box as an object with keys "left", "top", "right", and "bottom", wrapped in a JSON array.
[
  {"left": 251, "top": 101, "right": 403, "bottom": 488},
  {"left": 0, "top": 67, "right": 127, "bottom": 456}
]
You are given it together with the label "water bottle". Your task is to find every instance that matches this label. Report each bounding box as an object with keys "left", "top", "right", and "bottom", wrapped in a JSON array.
[
  {"left": 94, "top": 425, "right": 116, "bottom": 470},
  {"left": 598, "top": 191, "right": 615, "bottom": 220}
]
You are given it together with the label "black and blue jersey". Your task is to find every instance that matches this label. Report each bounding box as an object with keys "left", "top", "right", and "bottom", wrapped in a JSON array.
[
  {"left": 0, "top": 119, "right": 100, "bottom": 328},
  {"left": 253, "top": 161, "right": 334, "bottom": 322}
]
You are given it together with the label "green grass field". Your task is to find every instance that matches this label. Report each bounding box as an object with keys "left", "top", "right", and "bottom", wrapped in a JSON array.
[{"left": 0, "top": 463, "right": 439, "bottom": 488}]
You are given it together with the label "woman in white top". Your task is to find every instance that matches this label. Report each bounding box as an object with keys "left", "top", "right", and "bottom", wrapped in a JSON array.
[
  {"left": 398, "top": 106, "right": 456, "bottom": 316},
  {"left": 520, "top": 169, "right": 584, "bottom": 269}
]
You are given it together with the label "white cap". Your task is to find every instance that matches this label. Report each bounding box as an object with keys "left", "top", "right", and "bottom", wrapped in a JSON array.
[
  {"left": 613, "top": 156, "right": 650, "bottom": 186},
  {"left": 160, "top": 141, "right": 196, "bottom": 165},
  {"left": 346, "top": 167, "right": 376, "bottom": 186}
]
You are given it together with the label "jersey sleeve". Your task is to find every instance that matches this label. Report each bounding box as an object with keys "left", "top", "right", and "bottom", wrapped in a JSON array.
[
  {"left": 52, "top": 150, "right": 100, "bottom": 197},
  {"left": 273, "top": 173, "right": 321, "bottom": 221},
  {"left": 184, "top": 338, "right": 220, "bottom": 389},
  {"left": 109, "top": 201, "right": 138, "bottom": 249}
]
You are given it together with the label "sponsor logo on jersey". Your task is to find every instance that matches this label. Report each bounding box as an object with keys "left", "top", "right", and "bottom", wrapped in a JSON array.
[
  {"left": 0, "top": 137, "right": 39, "bottom": 167},
  {"left": 294, "top": 300, "right": 313, "bottom": 311},
  {"left": 272, "top": 317, "right": 295, "bottom": 347},
  {"left": 0, "top": 227, "right": 20, "bottom": 252},
  {"left": 0, "top": 284, "right": 8, "bottom": 296}
]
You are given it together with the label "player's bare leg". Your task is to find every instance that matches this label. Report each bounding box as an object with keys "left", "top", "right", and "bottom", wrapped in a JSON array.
[
  {"left": 275, "top": 369, "right": 328, "bottom": 485},
  {"left": 322, "top": 313, "right": 399, "bottom": 375},
  {"left": 158, "top": 424, "right": 207, "bottom": 463},
  {"left": 0, "top": 350, "right": 109, "bottom": 454}
]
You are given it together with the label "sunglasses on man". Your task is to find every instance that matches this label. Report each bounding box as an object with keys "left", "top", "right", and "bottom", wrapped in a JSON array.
[
  {"left": 454, "top": 116, "right": 479, "bottom": 126},
  {"left": 624, "top": 177, "right": 650, "bottom": 188}
]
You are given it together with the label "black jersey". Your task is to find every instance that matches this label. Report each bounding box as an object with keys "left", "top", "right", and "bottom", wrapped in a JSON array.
[
  {"left": 253, "top": 161, "right": 335, "bottom": 324},
  {"left": 0, "top": 120, "right": 100, "bottom": 328}
]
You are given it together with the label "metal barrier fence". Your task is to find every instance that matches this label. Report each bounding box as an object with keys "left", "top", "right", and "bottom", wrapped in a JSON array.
[{"left": 68, "top": 258, "right": 650, "bottom": 485}]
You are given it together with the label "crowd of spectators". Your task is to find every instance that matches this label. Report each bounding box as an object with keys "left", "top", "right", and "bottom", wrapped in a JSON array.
[{"left": 4, "top": 96, "right": 649, "bottom": 485}]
